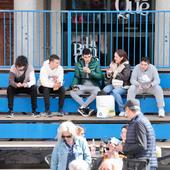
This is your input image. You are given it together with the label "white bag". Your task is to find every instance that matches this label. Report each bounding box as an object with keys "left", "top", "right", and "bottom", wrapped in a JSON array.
[
  {"left": 96, "top": 95, "right": 115, "bottom": 118},
  {"left": 112, "top": 79, "right": 123, "bottom": 88}
]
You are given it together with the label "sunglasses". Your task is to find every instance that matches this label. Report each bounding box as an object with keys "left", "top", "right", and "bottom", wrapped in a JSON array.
[{"left": 62, "top": 135, "right": 72, "bottom": 139}]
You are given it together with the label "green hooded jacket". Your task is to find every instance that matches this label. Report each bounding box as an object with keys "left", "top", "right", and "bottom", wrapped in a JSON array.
[{"left": 71, "top": 57, "right": 103, "bottom": 87}]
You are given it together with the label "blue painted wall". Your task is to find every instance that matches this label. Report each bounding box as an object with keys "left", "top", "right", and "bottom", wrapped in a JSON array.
[
  {"left": 0, "top": 72, "right": 74, "bottom": 89},
  {"left": 1, "top": 72, "right": 170, "bottom": 88},
  {"left": 0, "top": 97, "right": 96, "bottom": 112},
  {"left": 1, "top": 95, "right": 170, "bottom": 115},
  {"left": 0, "top": 123, "right": 169, "bottom": 140}
]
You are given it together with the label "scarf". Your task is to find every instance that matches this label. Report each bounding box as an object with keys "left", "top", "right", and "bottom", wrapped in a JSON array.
[{"left": 109, "top": 61, "right": 129, "bottom": 79}]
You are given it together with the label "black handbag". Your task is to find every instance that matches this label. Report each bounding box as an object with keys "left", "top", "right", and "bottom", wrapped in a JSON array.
[{"left": 123, "top": 158, "right": 150, "bottom": 170}]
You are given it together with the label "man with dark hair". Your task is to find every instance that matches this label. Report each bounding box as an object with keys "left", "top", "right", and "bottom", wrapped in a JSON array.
[
  {"left": 127, "top": 57, "right": 165, "bottom": 117},
  {"left": 38, "top": 54, "right": 65, "bottom": 116},
  {"left": 70, "top": 48, "right": 103, "bottom": 117},
  {"left": 115, "top": 99, "right": 157, "bottom": 170},
  {"left": 7, "top": 55, "right": 38, "bottom": 118}
]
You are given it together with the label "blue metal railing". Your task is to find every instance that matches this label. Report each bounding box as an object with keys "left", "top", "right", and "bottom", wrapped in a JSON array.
[{"left": 0, "top": 10, "right": 170, "bottom": 69}]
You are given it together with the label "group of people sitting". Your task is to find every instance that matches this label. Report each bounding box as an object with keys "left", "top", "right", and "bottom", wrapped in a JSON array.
[{"left": 6, "top": 48, "right": 165, "bottom": 118}]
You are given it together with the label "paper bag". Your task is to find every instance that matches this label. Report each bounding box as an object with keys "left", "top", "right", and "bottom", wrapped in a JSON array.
[{"left": 96, "top": 95, "right": 115, "bottom": 118}]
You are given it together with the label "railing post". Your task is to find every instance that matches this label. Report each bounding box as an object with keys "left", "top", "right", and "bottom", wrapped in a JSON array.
[
  {"left": 3, "top": 12, "right": 6, "bottom": 66},
  {"left": 145, "top": 12, "right": 148, "bottom": 58},
  {"left": 67, "top": 11, "right": 72, "bottom": 67}
]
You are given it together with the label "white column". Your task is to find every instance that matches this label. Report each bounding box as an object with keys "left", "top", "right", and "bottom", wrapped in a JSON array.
[
  {"left": 51, "top": 0, "right": 61, "bottom": 58},
  {"left": 36, "top": 0, "right": 44, "bottom": 66},
  {"left": 155, "top": 0, "right": 170, "bottom": 67},
  {"left": 14, "top": 0, "right": 38, "bottom": 66}
]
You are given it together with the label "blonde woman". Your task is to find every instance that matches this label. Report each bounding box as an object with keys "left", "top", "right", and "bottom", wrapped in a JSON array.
[{"left": 51, "top": 121, "right": 91, "bottom": 170}]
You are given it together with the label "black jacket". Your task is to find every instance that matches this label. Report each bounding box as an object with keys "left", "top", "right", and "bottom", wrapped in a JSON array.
[{"left": 123, "top": 113, "right": 158, "bottom": 168}]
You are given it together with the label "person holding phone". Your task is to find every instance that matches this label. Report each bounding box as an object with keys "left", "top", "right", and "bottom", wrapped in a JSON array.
[
  {"left": 70, "top": 48, "right": 103, "bottom": 117},
  {"left": 7, "top": 55, "right": 38, "bottom": 118}
]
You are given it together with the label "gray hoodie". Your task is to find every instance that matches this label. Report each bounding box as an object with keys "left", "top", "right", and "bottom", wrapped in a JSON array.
[{"left": 130, "top": 64, "right": 160, "bottom": 88}]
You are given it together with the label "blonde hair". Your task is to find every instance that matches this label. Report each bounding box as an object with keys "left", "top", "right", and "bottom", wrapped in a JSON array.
[
  {"left": 76, "top": 125, "right": 85, "bottom": 136},
  {"left": 57, "top": 121, "right": 77, "bottom": 142},
  {"left": 69, "top": 159, "right": 90, "bottom": 170}
]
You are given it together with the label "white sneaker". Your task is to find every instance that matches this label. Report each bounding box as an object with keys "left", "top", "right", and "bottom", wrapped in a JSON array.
[
  {"left": 158, "top": 108, "right": 165, "bottom": 118},
  {"left": 119, "top": 111, "right": 126, "bottom": 117}
]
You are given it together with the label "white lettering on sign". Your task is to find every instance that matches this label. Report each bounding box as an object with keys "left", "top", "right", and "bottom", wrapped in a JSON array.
[
  {"left": 73, "top": 37, "right": 97, "bottom": 63},
  {"left": 115, "top": 0, "right": 150, "bottom": 11}
]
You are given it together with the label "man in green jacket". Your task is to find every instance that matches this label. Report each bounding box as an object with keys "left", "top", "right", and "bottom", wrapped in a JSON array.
[{"left": 70, "top": 48, "right": 103, "bottom": 117}]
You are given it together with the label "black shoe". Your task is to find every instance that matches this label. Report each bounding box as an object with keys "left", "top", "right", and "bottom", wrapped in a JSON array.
[
  {"left": 31, "top": 111, "right": 40, "bottom": 118},
  {"left": 88, "top": 108, "right": 95, "bottom": 116},
  {"left": 97, "top": 90, "right": 107, "bottom": 96},
  {"left": 78, "top": 107, "right": 89, "bottom": 117},
  {"left": 6, "top": 110, "right": 15, "bottom": 118},
  {"left": 22, "top": 112, "right": 27, "bottom": 115}
]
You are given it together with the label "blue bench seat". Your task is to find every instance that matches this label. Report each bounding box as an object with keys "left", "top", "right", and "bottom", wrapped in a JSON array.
[{"left": 0, "top": 71, "right": 170, "bottom": 114}]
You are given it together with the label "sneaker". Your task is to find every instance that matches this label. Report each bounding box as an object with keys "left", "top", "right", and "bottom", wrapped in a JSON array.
[
  {"left": 57, "top": 109, "right": 65, "bottom": 116},
  {"left": 119, "top": 111, "right": 126, "bottom": 117},
  {"left": 46, "top": 112, "right": 64, "bottom": 117},
  {"left": 40, "top": 112, "right": 46, "bottom": 117},
  {"left": 31, "top": 111, "right": 40, "bottom": 118},
  {"left": 57, "top": 112, "right": 64, "bottom": 117},
  {"left": 78, "top": 107, "right": 89, "bottom": 117},
  {"left": 40, "top": 111, "right": 52, "bottom": 117},
  {"left": 46, "top": 111, "right": 52, "bottom": 117},
  {"left": 6, "top": 110, "right": 15, "bottom": 118},
  {"left": 63, "top": 112, "right": 69, "bottom": 115},
  {"left": 159, "top": 108, "right": 165, "bottom": 118},
  {"left": 22, "top": 112, "right": 27, "bottom": 115},
  {"left": 87, "top": 108, "right": 95, "bottom": 116}
]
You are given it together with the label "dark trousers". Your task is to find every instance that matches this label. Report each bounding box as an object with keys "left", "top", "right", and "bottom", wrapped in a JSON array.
[
  {"left": 38, "top": 86, "right": 65, "bottom": 112},
  {"left": 7, "top": 85, "right": 37, "bottom": 112}
]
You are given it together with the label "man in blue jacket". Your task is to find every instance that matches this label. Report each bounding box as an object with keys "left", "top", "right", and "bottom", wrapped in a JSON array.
[{"left": 115, "top": 99, "right": 157, "bottom": 170}]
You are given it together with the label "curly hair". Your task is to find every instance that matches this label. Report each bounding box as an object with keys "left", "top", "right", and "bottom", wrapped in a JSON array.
[{"left": 15, "top": 55, "right": 28, "bottom": 67}]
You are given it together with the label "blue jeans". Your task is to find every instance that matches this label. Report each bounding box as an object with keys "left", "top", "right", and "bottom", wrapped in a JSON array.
[{"left": 103, "top": 84, "right": 127, "bottom": 112}]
